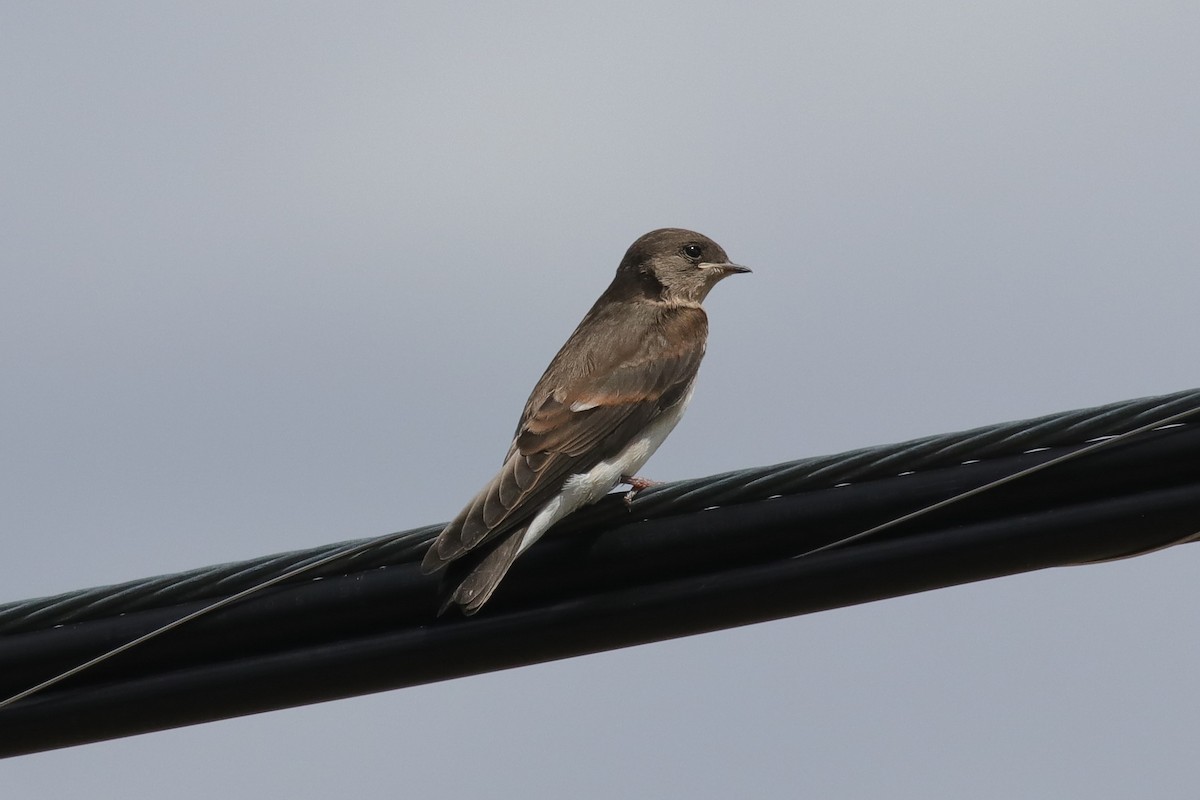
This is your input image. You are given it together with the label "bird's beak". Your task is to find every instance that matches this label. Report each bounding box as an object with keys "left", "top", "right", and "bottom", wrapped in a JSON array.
[{"left": 711, "top": 261, "right": 752, "bottom": 275}]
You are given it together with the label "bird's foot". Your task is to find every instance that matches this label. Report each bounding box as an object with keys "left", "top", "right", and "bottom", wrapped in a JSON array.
[{"left": 620, "top": 475, "right": 659, "bottom": 509}]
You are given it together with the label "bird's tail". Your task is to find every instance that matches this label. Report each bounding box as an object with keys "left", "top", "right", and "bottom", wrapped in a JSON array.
[{"left": 438, "top": 526, "right": 527, "bottom": 616}]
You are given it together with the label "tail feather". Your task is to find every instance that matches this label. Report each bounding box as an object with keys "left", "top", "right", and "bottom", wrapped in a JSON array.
[{"left": 437, "top": 527, "right": 527, "bottom": 616}]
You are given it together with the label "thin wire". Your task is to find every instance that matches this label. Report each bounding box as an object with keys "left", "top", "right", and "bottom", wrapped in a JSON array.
[
  {"left": 0, "top": 534, "right": 400, "bottom": 710},
  {"left": 799, "top": 407, "right": 1200, "bottom": 558}
]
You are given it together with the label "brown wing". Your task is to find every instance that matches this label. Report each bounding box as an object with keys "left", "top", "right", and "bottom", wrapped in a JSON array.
[{"left": 420, "top": 302, "right": 707, "bottom": 573}]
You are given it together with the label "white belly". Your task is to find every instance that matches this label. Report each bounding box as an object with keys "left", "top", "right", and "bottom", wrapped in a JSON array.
[{"left": 516, "top": 382, "right": 695, "bottom": 555}]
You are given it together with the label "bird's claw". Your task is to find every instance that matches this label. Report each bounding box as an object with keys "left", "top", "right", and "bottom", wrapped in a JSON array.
[{"left": 620, "top": 475, "right": 659, "bottom": 509}]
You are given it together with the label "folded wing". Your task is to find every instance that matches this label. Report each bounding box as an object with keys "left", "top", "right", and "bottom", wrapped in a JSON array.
[{"left": 421, "top": 304, "right": 707, "bottom": 574}]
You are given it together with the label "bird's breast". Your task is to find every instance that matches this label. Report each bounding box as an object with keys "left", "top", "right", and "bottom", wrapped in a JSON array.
[
  {"left": 514, "top": 381, "right": 696, "bottom": 556},
  {"left": 564, "top": 380, "right": 696, "bottom": 504}
]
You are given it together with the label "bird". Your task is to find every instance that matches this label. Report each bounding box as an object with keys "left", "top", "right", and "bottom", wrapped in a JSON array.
[{"left": 421, "top": 228, "right": 750, "bottom": 614}]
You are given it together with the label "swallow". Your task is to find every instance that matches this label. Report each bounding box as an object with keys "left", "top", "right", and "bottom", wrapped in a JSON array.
[{"left": 421, "top": 228, "right": 750, "bottom": 614}]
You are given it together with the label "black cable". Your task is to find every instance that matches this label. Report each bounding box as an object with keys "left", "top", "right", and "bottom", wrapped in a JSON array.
[
  {"left": 2, "top": 387, "right": 1197, "bottom": 636},
  {"left": 0, "top": 405, "right": 1197, "bottom": 756}
]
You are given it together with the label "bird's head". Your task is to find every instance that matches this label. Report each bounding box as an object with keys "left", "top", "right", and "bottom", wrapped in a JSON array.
[{"left": 616, "top": 228, "right": 751, "bottom": 305}]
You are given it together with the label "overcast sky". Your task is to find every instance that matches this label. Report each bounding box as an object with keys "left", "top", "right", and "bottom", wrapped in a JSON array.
[{"left": 3, "top": 3, "right": 1199, "bottom": 797}]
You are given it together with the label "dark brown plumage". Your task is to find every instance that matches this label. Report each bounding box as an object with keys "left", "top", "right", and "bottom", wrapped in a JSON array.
[{"left": 421, "top": 228, "right": 749, "bottom": 614}]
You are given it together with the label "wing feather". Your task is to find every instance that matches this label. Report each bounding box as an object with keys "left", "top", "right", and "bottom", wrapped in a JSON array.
[{"left": 421, "top": 303, "right": 707, "bottom": 574}]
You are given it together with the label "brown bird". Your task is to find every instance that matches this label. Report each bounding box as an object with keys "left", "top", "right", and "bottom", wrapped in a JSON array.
[{"left": 421, "top": 228, "right": 750, "bottom": 614}]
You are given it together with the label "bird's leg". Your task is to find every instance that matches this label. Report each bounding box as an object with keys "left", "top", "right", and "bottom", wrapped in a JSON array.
[{"left": 620, "top": 475, "right": 659, "bottom": 509}]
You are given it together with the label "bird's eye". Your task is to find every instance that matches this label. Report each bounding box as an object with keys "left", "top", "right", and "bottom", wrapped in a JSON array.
[{"left": 682, "top": 244, "right": 703, "bottom": 260}]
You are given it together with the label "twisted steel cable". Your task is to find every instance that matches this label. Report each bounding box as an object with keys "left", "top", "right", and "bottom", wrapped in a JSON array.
[{"left": 2, "top": 387, "right": 1197, "bottom": 636}]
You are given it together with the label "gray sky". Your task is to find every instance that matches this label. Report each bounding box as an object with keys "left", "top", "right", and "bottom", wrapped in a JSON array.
[{"left": 3, "top": 3, "right": 1199, "bottom": 797}]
